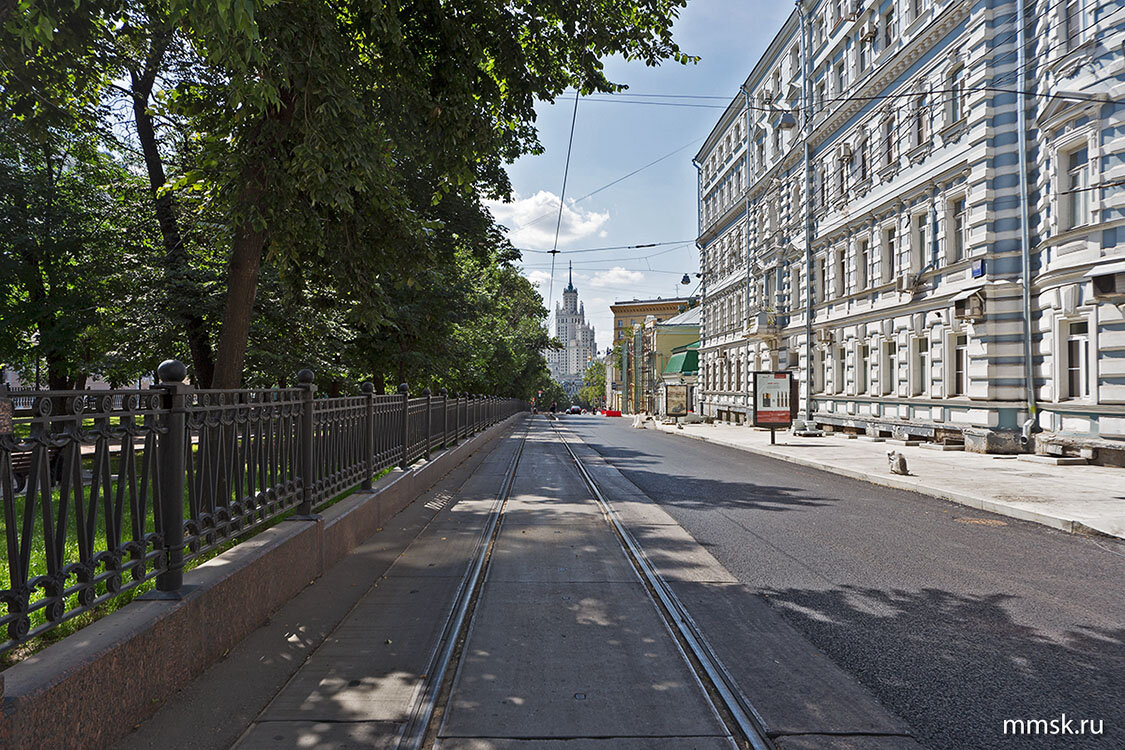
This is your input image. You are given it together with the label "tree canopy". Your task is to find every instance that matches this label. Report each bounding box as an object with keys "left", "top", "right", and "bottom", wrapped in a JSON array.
[{"left": 0, "top": 0, "right": 694, "bottom": 397}]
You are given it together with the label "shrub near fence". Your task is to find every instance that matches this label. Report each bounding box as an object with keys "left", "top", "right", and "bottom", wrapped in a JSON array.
[{"left": 0, "top": 360, "right": 526, "bottom": 654}]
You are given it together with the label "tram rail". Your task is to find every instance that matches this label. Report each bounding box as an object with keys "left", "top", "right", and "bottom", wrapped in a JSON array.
[{"left": 400, "top": 416, "right": 774, "bottom": 749}]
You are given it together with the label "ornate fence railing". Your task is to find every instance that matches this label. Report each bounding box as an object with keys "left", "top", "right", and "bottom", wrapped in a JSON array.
[{"left": 0, "top": 360, "right": 526, "bottom": 653}]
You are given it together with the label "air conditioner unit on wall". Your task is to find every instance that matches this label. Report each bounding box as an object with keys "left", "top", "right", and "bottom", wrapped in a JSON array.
[
  {"left": 815, "top": 328, "right": 834, "bottom": 344},
  {"left": 860, "top": 21, "right": 877, "bottom": 40},
  {"left": 896, "top": 273, "right": 915, "bottom": 294},
  {"left": 1091, "top": 270, "right": 1125, "bottom": 300},
  {"left": 954, "top": 293, "right": 985, "bottom": 321}
]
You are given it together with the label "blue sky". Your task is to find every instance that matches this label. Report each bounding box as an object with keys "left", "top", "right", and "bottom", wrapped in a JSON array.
[{"left": 491, "top": 1, "right": 792, "bottom": 350}]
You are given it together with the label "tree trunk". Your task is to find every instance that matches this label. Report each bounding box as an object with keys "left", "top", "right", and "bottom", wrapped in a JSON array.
[
  {"left": 209, "top": 91, "right": 295, "bottom": 390},
  {"left": 130, "top": 37, "right": 215, "bottom": 387},
  {"left": 210, "top": 170, "right": 267, "bottom": 389}
]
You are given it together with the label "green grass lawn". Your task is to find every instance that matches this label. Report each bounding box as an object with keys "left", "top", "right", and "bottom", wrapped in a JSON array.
[{"left": 1, "top": 446, "right": 393, "bottom": 668}]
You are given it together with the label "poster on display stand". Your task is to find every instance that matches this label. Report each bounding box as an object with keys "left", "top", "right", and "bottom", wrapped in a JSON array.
[{"left": 752, "top": 371, "right": 793, "bottom": 443}]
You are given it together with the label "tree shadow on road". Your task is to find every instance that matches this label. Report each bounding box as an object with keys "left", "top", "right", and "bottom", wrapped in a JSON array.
[{"left": 759, "top": 583, "right": 1124, "bottom": 750}]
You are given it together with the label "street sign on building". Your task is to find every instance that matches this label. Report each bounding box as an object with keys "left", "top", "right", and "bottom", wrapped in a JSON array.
[{"left": 753, "top": 371, "right": 792, "bottom": 442}]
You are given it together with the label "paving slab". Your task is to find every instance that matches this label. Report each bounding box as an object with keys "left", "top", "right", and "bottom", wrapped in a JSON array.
[
  {"left": 115, "top": 426, "right": 523, "bottom": 750},
  {"left": 440, "top": 424, "right": 730, "bottom": 743},
  {"left": 487, "top": 523, "right": 636, "bottom": 583},
  {"left": 439, "top": 738, "right": 735, "bottom": 750},
  {"left": 236, "top": 720, "right": 402, "bottom": 749},
  {"left": 650, "top": 421, "right": 1125, "bottom": 538},
  {"left": 257, "top": 575, "right": 462, "bottom": 722},
  {"left": 439, "top": 581, "right": 726, "bottom": 740}
]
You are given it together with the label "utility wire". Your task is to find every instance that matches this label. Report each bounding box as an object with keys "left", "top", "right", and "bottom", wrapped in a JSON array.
[
  {"left": 511, "top": 136, "right": 704, "bottom": 234},
  {"left": 522, "top": 239, "right": 694, "bottom": 255},
  {"left": 546, "top": 89, "right": 581, "bottom": 320}
]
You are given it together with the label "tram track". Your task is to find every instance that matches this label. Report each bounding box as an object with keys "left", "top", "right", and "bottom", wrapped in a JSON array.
[
  {"left": 397, "top": 424, "right": 530, "bottom": 749},
  {"left": 549, "top": 420, "right": 774, "bottom": 750},
  {"left": 401, "top": 416, "right": 774, "bottom": 749}
]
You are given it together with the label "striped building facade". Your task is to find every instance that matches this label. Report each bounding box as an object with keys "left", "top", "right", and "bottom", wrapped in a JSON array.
[{"left": 695, "top": 0, "right": 1125, "bottom": 460}]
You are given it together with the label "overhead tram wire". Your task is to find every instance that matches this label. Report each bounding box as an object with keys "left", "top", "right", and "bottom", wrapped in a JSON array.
[
  {"left": 546, "top": 88, "right": 582, "bottom": 318},
  {"left": 513, "top": 136, "right": 704, "bottom": 233},
  {"left": 521, "top": 239, "right": 695, "bottom": 255}
]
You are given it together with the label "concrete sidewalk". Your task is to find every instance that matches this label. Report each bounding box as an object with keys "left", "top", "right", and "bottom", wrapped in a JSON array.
[{"left": 646, "top": 420, "right": 1125, "bottom": 539}]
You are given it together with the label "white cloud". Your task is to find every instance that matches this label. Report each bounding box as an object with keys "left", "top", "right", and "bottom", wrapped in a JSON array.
[
  {"left": 589, "top": 267, "right": 645, "bottom": 289},
  {"left": 524, "top": 270, "right": 553, "bottom": 288},
  {"left": 487, "top": 191, "right": 609, "bottom": 249}
]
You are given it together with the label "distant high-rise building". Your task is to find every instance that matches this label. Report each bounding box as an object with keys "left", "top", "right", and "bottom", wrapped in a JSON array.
[{"left": 545, "top": 263, "right": 596, "bottom": 397}]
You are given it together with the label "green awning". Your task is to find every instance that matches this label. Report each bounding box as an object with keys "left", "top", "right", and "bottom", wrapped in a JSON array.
[{"left": 663, "top": 349, "right": 698, "bottom": 376}]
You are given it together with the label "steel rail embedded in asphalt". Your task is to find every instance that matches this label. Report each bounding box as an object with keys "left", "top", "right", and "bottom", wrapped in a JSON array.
[
  {"left": 398, "top": 424, "right": 530, "bottom": 749},
  {"left": 550, "top": 421, "right": 775, "bottom": 750}
]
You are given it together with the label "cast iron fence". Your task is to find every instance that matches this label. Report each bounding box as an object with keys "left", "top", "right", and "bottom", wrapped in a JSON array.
[{"left": 0, "top": 360, "right": 526, "bottom": 654}]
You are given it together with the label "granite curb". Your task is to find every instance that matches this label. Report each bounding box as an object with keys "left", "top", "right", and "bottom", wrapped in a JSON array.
[
  {"left": 0, "top": 414, "right": 525, "bottom": 749},
  {"left": 651, "top": 424, "right": 1119, "bottom": 540}
]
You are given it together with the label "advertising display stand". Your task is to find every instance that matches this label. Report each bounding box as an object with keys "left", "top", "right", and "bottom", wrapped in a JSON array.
[{"left": 752, "top": 371, "right": 793, "bottom": 444}]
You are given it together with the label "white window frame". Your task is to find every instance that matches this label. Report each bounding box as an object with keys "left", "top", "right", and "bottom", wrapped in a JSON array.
[
  {"left": 1063, "top": 0, "right": 1091, "bottom": 54},
  {"left": 833, "top": 343, "right": 846, "bottom": 395},
  {"left": 857, "top": 238, "right": 869, "bottom": 291},
  {"left": 881, "top": 338, "right": 898, "bottom": 396},
  {"left": 911, "top": 335, "right": 931, "bottom": 397},
  {"left": 880, "top": 224, "right": 897, "bottom": 283},
  {"left": 1059, "top": 317, "right": 1092, "bottom": 401},
  {"left": 948, "top": 64, "right": 966, "bottom": 125},
  {"left": 856, "top": 341, "right": 870, "bottom": 395},
  {"left": 947, "top": 195, "right": 967, "bottom": 263},
  {"left": 948, "top": 331, "right": 969, "bottom": 397},
  {"left": 911, "top": 212, "right": 928, "bottom": 273},
  {"left": 1059, "top": 138, "right": 1092, "bottom": 231}
]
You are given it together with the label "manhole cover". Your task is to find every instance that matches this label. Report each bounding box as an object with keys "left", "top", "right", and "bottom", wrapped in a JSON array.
[{"left": 954, "top": 517, "right": 1007, "bottom": 527}]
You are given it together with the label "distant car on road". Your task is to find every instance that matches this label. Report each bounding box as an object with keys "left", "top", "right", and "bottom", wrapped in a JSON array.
[{"left": 567, "top": 405, "right": 582, "bottom": 415}]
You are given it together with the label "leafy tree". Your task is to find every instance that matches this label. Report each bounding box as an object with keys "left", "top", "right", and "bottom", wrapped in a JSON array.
[
  {"left": 5, "top": 0, "right": 695, "bottom": 387},
  {"left": 0, "top": 119, "right": 161, "bottom": 388},
  {"left": 578, "top": 360, "right": 606, "bottom": 409},
  {"left": 535, "top": 378, "right": 571, "bottom": 411}
]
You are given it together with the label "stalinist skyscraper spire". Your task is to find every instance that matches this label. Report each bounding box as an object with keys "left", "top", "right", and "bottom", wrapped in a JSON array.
[{"left": 543, "top": 261, "right": 596, "bottom": 398}]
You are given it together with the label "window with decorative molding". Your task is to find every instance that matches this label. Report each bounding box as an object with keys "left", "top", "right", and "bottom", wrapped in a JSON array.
[
  {"left": 882, "top": 6, "right": 896, "bottom": 48},
  {"left": 857, "top": 343, "right": 870, "bottom": 395},
  {"left": 912, "top": 93, "right": 930, "bottom": 149},
  {"left": 948, "top": 196, "right": 967, "bottom": 262},
  {"left": 912, "top": 337, "right": 930, "bottom": 396},
  {"left": 912, "top": 213, "right": 927, "bottom": 273},
  {"left": 882, "top": 116, "right": 896, "bottom": 168},
  {"left": 948, "top": 65, "right": 966, "bottom": 124},
  {"left": 881, "top": 226, "right": 897, "bottom": 283},
  {"left": 833, "top": 249, "right": 846, "bottom": 298},
  {"left": 882, "top": 339, "right": 897, "bottom": 395},
  {"left": 951, "top": 334, "right": 968, "bottom": 396},
  {"left": 833, "top": 344, "right": 846, "bottom": 394},
  {"left": 1065, "top": 0, "right": 1090, "bottom": 52},
  {"left": 1064, "top": 320, "right": 1090, "bottom": 399},
  {"left": 1062, "top": 143, "right": 1091, "bottom": 230},
  {"left": 857, "top": 238, "right": 869, "bottom": 290}
]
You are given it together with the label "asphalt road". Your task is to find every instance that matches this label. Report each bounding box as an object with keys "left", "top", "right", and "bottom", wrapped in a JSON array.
[{"left": 566, "top": 415, "right": 1125, "bottom": 750}]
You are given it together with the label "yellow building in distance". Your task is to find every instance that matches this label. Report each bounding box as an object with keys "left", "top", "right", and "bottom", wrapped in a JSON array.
[
  {"left": 610, "top": 297, "right": 697, "bottom": 345},
  {"left": 609, "top": 296, "right": 697, "bottom": 411}
]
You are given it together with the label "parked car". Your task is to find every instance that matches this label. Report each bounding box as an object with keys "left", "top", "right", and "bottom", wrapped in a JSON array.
[{"left": 567, "top": 405, "right": 582, "bottom": 415}]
